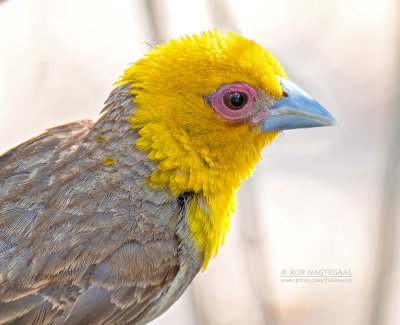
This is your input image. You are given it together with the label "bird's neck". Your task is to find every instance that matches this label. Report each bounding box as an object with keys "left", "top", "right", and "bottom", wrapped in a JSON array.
[{"left": 94, "top": 84, "right": 275, "bottom": 269}]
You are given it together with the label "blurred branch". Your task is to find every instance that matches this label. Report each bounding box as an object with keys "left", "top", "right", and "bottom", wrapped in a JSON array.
[
  {"left": 143, "top": 0, "right": 164, "bottom": 44},
  {"left": 238, "top": 180, "right": 279, "bottom": 325},
  {"left": 207, "top": 0, "right": 241, "bottom": 33},
  {"left": 187, "top": 285, "right": 211, "bottom": 325},
  {"left": 368, "top": 7, "right": 400, "bottom": 325}
]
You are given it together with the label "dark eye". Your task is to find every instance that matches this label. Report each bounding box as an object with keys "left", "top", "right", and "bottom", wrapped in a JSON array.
[
  {"left": 223, "top": 92, "right": 247, "bottom": 110},
  {"left": 209, "top": 82, "right": 257, "bottom": 120}
]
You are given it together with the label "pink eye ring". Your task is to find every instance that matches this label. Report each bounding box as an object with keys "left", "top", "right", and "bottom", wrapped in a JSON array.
[{"left": 209, "top": 82, "right": 257, "bottom": 120}]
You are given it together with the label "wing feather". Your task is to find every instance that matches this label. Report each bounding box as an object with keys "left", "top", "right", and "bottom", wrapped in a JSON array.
[{"left": 0, "top": 85, "right": 183, "bottom": 324}]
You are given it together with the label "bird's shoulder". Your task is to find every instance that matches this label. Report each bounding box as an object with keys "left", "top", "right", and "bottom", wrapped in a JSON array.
[{"left": 0, "top": 84, "right": 200, "bottom": 324}]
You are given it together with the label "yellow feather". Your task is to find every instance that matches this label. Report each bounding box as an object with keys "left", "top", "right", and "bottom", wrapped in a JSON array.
[{"left": 102, "top": 155, "right": 115, "bottom": 166}]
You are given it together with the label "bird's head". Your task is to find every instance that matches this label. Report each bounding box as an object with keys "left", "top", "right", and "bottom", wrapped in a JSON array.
[{"left": 120, "top": 31, "right": 334, "bottom": 266}]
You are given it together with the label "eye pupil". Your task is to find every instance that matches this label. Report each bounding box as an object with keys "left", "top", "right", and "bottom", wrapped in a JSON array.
[
  {"left": 224, "top": 92, "right": 247, "bottom": 110},
  {"left": 231, "top": 93, "right": 243, "bottom": 106}
]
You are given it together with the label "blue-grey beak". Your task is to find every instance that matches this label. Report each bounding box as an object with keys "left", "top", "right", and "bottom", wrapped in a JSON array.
[{"left": 262, "top": 76, "right": 336, "bottom": 132}]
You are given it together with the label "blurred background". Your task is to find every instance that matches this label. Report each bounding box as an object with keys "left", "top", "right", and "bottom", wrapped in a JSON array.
[{"left": 0, "top": 0, "right": 399, "bottom": 324}]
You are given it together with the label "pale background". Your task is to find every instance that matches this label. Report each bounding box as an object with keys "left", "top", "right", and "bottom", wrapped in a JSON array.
[{"left": 0, "top": 0, "right": 399, "bottom": 324}]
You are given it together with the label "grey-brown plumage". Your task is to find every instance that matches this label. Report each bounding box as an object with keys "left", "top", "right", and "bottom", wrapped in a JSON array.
[{"left": 0, "top": 84, "right": 202, "bottom": 324}]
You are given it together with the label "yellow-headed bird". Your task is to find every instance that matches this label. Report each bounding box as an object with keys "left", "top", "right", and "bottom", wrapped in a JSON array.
[{"left": 0, "top": 31, "right": 334, "bottom": 324}]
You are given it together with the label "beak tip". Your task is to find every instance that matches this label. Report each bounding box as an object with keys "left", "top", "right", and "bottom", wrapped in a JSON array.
[{"left": 320, "top": 112, "right": 337, "bottom": 127}]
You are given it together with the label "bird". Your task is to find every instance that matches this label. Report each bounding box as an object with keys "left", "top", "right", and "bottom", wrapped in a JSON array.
[{"left": 0, "top": 30, "right": 335, "bottom": 324}]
